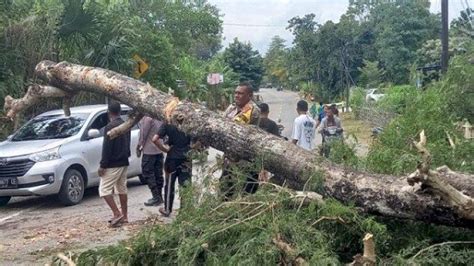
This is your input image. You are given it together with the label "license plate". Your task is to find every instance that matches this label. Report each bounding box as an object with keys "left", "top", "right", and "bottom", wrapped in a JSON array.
[{"left": 0, "top": 178, "right": 18, "bottom": 189}]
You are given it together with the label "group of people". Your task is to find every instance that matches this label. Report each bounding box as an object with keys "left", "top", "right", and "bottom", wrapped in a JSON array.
[
  {"left": 291, "top": 101, "right": 343, "bottom": 152},
  {"left": 97, "top": 82, "right": 343, "bottom": 227},
  {"left": 98, "top": 101, "right": 192, "bottom": 227}
]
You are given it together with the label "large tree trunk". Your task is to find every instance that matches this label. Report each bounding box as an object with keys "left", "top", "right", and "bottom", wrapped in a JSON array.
[{"left": 5, "top": 61, "right": 474, "bottom": 227}]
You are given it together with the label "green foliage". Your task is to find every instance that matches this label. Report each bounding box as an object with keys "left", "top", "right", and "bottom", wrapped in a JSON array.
[
  {"left": 350, "top": 87, "right": 366, "bottom": 119},
  {"left": 371, "top": 0, "right": 439, "bottom": 84},
  {"left": 71, "top": 182, "right": 474, "bottom": 265},
  {"left": 223, "top": 38, "right": 264, "bottom": 89},
  {"left": 366, "top": 49, "right": 474, "bottom": 174},
  {"left": 328, "top": 140, "right": 362, "bottom": 170},
  {"left": 0, "top": 0, "right": 224, "bottom": 139},
  {"left": 286, "top": 0, "right": 445, "bottom": 100},
  {"left": 263, "top": 35, "right": 289, "bottom": 88},
  {"left": 357, "top": 59, "right": 384, "bottom": 88},
  {"left": 441, "top": 42, "right": 474, "bottom": 122},
  {"left": 376, "top": 85, "right": 418, "bottom": 114}
]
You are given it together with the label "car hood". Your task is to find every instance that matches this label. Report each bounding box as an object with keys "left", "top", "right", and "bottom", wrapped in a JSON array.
[{"left": 0, "top": 138, "right": 71, "bottom": 158}]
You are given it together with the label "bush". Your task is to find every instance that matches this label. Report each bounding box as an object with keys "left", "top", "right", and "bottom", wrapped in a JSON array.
[{"left": 349, "top": 87, "right": 366, "bottom": 120}]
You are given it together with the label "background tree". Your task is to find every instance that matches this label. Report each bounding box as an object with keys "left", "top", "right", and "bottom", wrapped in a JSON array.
[
  {"left": 223, "top": 38, "right": 264, "bottom": 90},
  {"left": 263, "top": 35, "right": 289, "bottom": 87},
  {"left": 357, "top": 59, "right": 384, "bottom": 88}
]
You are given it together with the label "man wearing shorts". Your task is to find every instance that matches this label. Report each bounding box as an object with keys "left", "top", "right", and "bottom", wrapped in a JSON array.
[{"left": 98, "top": 101, "right": 131, "bottom": 227}]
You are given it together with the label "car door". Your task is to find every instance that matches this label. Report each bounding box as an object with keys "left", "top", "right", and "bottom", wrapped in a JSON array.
[{"left": 80, "top": 111, "right": 108, "bottom": 187}]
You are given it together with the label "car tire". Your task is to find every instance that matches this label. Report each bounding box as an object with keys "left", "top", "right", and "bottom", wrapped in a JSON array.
[
  {"left": 58, "top": 169, "right": 85, "bottom": 206},
  {"left": 138, "top": 174, "right": 147, "bottom": 185},
  {"left": 0, "top": 196, "right": 11, "bottom": 206}
]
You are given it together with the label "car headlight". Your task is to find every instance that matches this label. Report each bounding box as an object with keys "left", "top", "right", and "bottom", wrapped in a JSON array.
[{"left": 29, "top": 147, "right": 61, "bottom": 162}]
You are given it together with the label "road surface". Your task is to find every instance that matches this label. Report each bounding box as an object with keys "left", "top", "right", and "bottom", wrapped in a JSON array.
[
  {"left": 259, "top": 88, "right": 322, "bottom": 145},
  {"left": 0, "top": 88, "right": 305, "bottom": 265}
]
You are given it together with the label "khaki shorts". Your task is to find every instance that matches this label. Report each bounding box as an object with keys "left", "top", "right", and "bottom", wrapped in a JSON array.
[{"left": 99, "top": 166, "right": 128, "bottom": 197}]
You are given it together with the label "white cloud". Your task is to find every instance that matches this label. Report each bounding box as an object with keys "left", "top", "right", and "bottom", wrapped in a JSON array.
[{"left": 209, "top": 0, "right": 470, "bottom": 54}]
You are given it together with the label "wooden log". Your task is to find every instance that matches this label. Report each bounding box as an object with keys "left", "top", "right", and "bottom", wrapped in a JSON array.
[{"left": 5, "top": 60, "right": 473, "bottom": 227}]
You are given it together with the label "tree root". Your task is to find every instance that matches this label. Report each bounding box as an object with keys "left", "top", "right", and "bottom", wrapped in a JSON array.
[{"left": 407, "top": 130, "right": 474, "bottom": 220}]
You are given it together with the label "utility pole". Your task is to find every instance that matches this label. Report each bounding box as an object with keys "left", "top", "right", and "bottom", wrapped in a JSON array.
[{"left": 441, "top": 0, "right": 449, "bottom": 73}]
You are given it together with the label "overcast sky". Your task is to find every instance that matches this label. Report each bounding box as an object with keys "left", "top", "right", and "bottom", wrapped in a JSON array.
[{"left": 209, "top": 0, "right": 471, "bottom": 54}]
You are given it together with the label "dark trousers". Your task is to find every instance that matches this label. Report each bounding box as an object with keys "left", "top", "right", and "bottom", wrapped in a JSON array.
[
  {"left": 164, "top": 158, "right": 192, "bottom": 213},
  {"left": 220, "top": 166, "right": 259, "bottom": 200},
  {"left": 141, "top": 153, "right": 164, "bottom": 199}
]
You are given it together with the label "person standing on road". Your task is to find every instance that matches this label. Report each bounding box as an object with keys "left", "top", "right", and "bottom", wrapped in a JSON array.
[
  {"left": 222, "top": 82, "right": 261, "bottom": 199},
  {"left": 291, "top": 100, "right": 316, "bottom": 151},
  {"left": 138, "top": 116, "right": 164, "bottom": 206},
  {"left": 152, "top": 123, "right": 192, "bottom": 217},
  {"left": 98, "top": 101, "right": 131, "bottom": 227},
  {"left": 316, "top": 102, "right": 326, "bottom": 128},
  {"left": 258, "top": 103, "right": 280, "bottom": 136}
]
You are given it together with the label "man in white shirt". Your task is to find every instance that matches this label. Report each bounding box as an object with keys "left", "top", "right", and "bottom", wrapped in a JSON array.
[{"left": 291, "top": 100, "right": 316, "bottom": 150}]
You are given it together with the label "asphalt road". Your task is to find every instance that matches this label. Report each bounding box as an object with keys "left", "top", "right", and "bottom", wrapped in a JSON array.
[
  {"left": 258, "top": 88, "right": 322, "bottom": 145},
  {"left": 0, "top": 88, "right": 305, "bottom": 264}
]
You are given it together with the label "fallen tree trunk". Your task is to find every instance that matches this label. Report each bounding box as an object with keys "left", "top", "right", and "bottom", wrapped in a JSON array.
[{"left": 5, "top": 61, "right": 474, "bottom": 227}]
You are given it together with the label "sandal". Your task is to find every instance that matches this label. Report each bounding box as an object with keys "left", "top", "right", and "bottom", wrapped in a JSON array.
[{"left": 109, "top": 215, "right": 124, "bottom": 227}]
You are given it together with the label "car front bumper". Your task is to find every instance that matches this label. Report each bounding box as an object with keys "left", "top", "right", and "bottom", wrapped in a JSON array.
[{"left": 0, "top": 158, "right": 67, "bottom": 197}]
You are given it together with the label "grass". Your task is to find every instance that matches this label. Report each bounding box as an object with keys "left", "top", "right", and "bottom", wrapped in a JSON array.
[{"left": 340, "top": 112, "right": 373, "bottom": 156}]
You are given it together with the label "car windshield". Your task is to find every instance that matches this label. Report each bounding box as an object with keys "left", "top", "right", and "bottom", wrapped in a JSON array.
[{"left": 12, "top": 113, "right": 89, "bottom": 141}]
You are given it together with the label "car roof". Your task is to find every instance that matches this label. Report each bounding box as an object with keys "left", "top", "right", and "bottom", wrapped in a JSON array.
[{"left": 39, "top": 104, "right": 130, "bottom": 116}]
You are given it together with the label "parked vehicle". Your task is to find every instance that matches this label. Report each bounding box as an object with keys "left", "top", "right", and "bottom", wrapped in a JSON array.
[
  {"left": 0, "top": 105, "right": 143, "bottom": 206},
  {"left": 365, "top": 88, "right": 385, "bottom": 102}
]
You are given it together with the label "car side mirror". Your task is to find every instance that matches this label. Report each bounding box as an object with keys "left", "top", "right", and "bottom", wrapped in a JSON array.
[{"left": 87, "top": 129, "right": 101, "bottom": 139}]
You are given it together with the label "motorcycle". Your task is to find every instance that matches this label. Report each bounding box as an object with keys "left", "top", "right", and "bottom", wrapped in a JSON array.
[{"left": 321, "top": 126, "right": 343, "bottom": 157}]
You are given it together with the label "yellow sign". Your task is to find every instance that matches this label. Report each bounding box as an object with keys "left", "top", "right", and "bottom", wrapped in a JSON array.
[{"left": 133, "top": 54, "right": 149, "bottom": 78}]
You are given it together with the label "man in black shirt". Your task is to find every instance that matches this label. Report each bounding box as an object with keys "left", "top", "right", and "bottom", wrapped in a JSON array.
[
  {"left": 152, "top": 123, "right": 192, "bottom": 217},
  {"left": 258, "top": 103, "right": 280, "bottom": 136},
  {"left": 98, "top": 101, "right": 131, "bottom": 227}
]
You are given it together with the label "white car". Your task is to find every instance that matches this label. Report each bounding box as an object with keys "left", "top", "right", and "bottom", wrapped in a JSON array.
[
  {"left": 0, "top": 105, "right": 143, "bottom": 206},
  {"left": 365, "top": 89, "right": 385, "bottom": 102}
]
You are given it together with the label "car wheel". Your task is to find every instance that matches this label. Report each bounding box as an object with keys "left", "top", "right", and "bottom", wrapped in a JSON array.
[
  {"left": 58, "top": 169, "right": 85, "bottom": 206},
  {"left": 138, "top": 175, "right": 147, "bottom": 185},
  {"left": 0, "top": 196, "right": 11, "bottom": 206}
]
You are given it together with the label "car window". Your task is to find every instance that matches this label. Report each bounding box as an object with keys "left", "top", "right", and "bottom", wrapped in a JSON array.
[
  {"left": 12, "top": 113, "right": 89, "bottom": 141},
  {"left": 89, "top": 113, "right": 108, "bottom": 137}
]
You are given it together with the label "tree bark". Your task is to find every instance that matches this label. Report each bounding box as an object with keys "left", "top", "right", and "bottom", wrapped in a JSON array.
[{"left": 6, "top": 60, "right": 473, "bottom": 227}]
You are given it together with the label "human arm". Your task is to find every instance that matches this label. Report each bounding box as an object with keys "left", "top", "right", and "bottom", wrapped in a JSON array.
[
  {"left": 138, "top": 117, "right": 151, "bottom": 148},
  {"left": 152, "top": 134, "right": 170, "bottom": 153},
  {"left": 271, "top": 121, "right": 281, "bottom": 136},
  {"left": 291, "top": 119, "right": 300, "bottom": 145}
]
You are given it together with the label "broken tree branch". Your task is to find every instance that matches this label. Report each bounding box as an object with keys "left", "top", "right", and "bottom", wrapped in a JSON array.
[
  {"left": 107, "top": 111, "right": 144, "bottom": 139},
  {"left": 272, "top": 234, "right": 308, "bottom": 266},
  {"left": 4, "top": 84, "right": 70, "bottom": 120},
  {"left": 349, "top": 233, "right": 376, "bottom": 266},
  {"left": 408, "top": 131, "right": 474, "bottom": 220}
]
